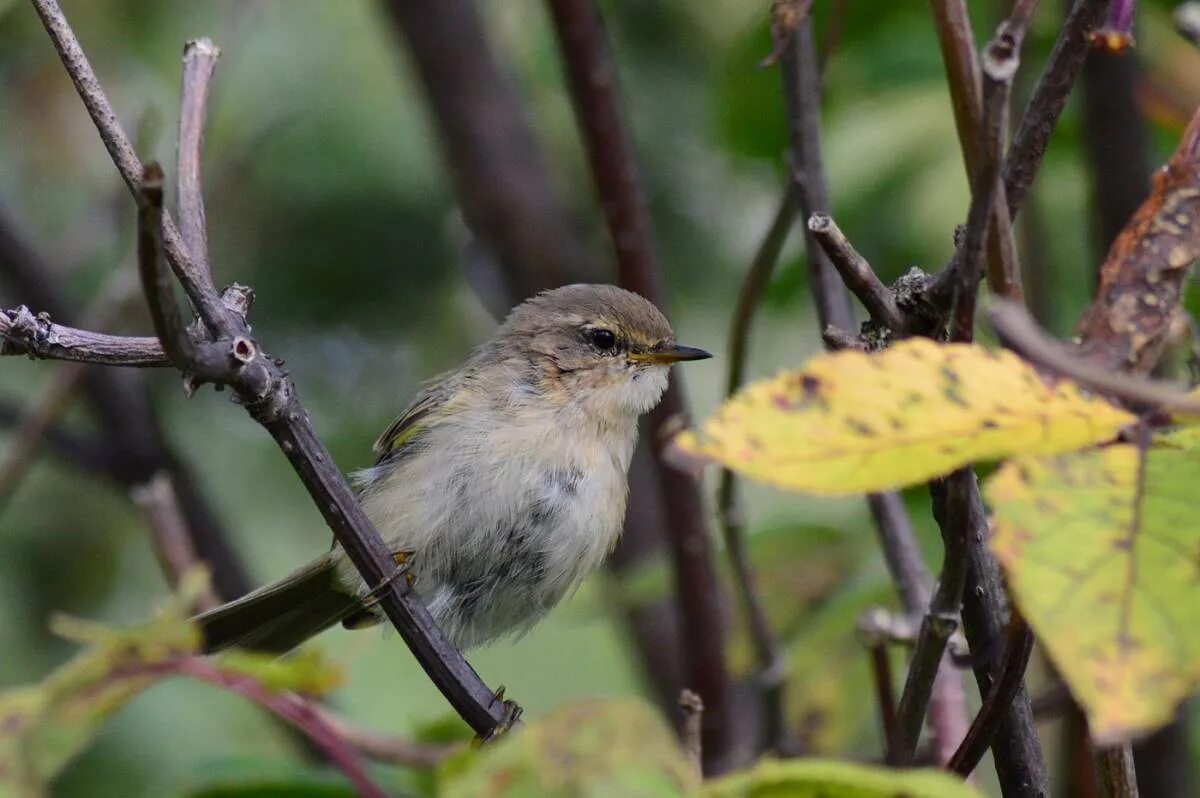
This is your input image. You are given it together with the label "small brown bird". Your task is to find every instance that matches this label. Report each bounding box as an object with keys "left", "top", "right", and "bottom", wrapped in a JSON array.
[{"left": 197, "top": 284, "right": 710, "bottom": 653}]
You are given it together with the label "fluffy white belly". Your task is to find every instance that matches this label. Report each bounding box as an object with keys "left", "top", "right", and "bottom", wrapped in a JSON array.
[{"left": 342, "top": 408, "right": 637, "bottom": 649}]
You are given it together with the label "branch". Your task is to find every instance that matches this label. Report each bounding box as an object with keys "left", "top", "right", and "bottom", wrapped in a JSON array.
[
  {"left": 0, "top": 307, "right": 169, "bottom": 366},
  {"left": 891, "top": 10, "right": 1029, "bottom": 768},
  {"left": 888, "top": 468, "right": 971, "bottom": 766},
  {"left": 1095, "top": 745, "right": 1142, "bottom": 798},
  {"left": 1075, "top": 105, "right": 1200, "bottom": 374},
  {"left": 989, "top": 301, "right": 1200, "bottom": 414},
  {"left": 158, "top": 658, "right": 388, "bottom": 798},
  {"left": 807, "top": 213, "right": 905, "bottom": 330},
  {"left": 929, "top": 0, "right": 1024, "bottom": 299},
  {"left": 679, "top": 689, "right": 705, "bottom": 781},
  {"left": 717, "top": 179, "right": 799, "bottom": 753},
  {"left": 546, "top": 0, "right": 733, "bottom": 767},
  {"left": 779, "top": 9, "right": 856, "bottom": 332},
  {"left": 315, "top": 707, "right": 462, "bottom": 769},
  {"left": 29, "top": 0, "right": 232, "bottom": 338},
  {"left": 177, "top": 38, "right": 220, "bottom": 272},
  {"left": 24, "top": 0, "right": 512, "bottom": 737},
  {"left": 951, "top": 24, "right": 1020, "bottom": 343},
  {"left": 0, "top": 361, "right": 89, "bottom": 508},
  {"left": 1004, "top": 0, "right": 1112, "bottom": 218},
  {"left": 131, "top": 472, "right": 222, "bottom": 612},
  {"left": 948, "top": 615, "right": 1035, "bottom": 775}
]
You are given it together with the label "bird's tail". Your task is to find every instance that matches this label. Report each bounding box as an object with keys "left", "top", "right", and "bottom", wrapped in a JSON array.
[{"left": 195, "top": 552, "right": 363, "bottom": 655}]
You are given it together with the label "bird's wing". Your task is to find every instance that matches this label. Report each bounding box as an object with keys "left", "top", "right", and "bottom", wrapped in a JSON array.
[{"left": 371, "top": 369, "right": 464, "bottom": 462}]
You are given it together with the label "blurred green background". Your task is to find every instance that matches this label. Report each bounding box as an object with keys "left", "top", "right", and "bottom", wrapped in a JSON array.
[{"left": 0, "top": 1, "right": 1198, "bottom": 795}]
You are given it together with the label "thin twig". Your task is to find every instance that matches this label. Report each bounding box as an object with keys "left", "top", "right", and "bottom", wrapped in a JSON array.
[
  {"left": 717, "top": 180, "right": 798, "bottom": 753},
  {"left": 869, "top": 643, "right": 898, "bottom": 746},
  {"left": 0, "top": 307, "right": 169, "bottom": 366},
  {"left": 24, "top": 0, "right": 513, "bottom": 736},
  {"left": 888, "top": 469, "right": 970, "bottom": 766},
  {"left": 131, "top": 472, "right": 222, "bottom": 612},
  {"left": 546, "top": 0, "right": 732, "bottom": 766},
  {"left": 1004, "top": 0, "right": 1112, "bottom": 218},
  {"left": 951, "top": 25, "right": 1019, "bottom": 344},
  {"left": 158, "top": 658, "right": 388, "bottom": 798},
  {"left": 948, "top": 614, "right": 1035, "bottom": 775},
  {"left": 989, "top": 301, "right": 1200, "bottom": 414},
  {"left": 679, "top": 689, "right": 705, "bottom": 782},
  {"left": 779, "top": 10, "right": 855, "bottom": 332},
  {"left": 177, "top": 38, "right": 220, "bottom": 271},
  {"left": 29, "top": 0, "right": 232, "bottom": 337},
  {"left": 928, "top": 0, "right": 1025, "bottom": 300},
  {"left": 316, "top": 706, "right": 463, "bottom": 769},
  {"left": 807, "top": 213, "right": 905, "bottom": 330},
  {"left": 1095, "top": 744, "right": 1142, "bottom": 797},
  {"left": 0, "top": 361, "right": 88, "bottom": 508}
]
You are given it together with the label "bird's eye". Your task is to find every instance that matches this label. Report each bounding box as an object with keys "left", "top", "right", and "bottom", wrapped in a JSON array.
[{"left": 587, "top": 327, "right": 617, "bottom": 351}]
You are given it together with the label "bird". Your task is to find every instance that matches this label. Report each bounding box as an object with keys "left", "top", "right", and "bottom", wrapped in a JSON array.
[{"left": 195, "top": 284, "right": 710, "bottom": 654}]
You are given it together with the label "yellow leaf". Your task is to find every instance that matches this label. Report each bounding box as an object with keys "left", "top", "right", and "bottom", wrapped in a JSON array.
[
  {"left": 679, "top": 339, "right": 1134, "bottom": 495},
  {"left": 987, "top": 444, "right": 1200, "bottom": 742}
]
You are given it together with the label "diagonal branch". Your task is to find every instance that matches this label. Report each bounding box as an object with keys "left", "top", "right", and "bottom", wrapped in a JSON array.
[{"left": 24, "top": 0, "right": 513, "bottom": 737}]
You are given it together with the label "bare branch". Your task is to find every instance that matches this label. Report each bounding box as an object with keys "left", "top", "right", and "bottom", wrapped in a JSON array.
[
  {"left": 679, "top": 689, "right": 705, "bottom": 781},
  {"left": 990, "top": 301, "right": 1200, "bottom": 414},
  {"left": 1095, "top": 745, "right": 1142, "bottom": 798},
  {"left": 0, "top": 361, "right": 88, "bottom": 508},
  {"left": 177, "top": 38, "right": 220, "bottom": 271},
  {"left": 131, "top": 472, "right": 221, "bottom": 612},
  {"left": 779, "top": 11, "right": 856, "bottom": 332},
  {"left": 315, "top": 707, "right": 462, "bottom": 769},
  {"left": 1005, "top": 0, "right": 1112, "bottom": 218},
  {"left": 0, "top": 306, "right": 169, "bottom": 366},
  {"left": 951, "top": 26, "right": 1020, "bottom": 343},
  {"left": 807, "top": 214, "right": 905, "bottom": 330},
  {"left": 929, "top": 0, "right": 1024, "bottom": 300},
  {"left": 948, "top": 615, "right": 1035, "bottom": 776}
]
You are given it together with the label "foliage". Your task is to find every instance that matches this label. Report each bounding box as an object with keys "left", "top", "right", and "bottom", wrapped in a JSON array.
[
  {"left": 0, "top": 574, "right": 344, "bottom": 798},
  {"left": 987, "top": 437, "right": 1200, "bottom": 743},
  {"left": 703, "top": 759, "right": 982, "bottom": 798},
  {"left": 679, "top": 339, "right": 1134, "bottom": 494},
  {"left": 435, "top": 698, "right": 696, "bottom": 797}
]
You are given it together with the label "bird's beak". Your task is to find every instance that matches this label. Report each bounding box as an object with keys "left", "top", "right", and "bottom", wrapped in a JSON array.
[{"left": 629, "top": 345, "right": 713, "bottom": 365}]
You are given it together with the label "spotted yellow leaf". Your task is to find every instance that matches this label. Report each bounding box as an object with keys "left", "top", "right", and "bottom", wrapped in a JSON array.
[
  {"left": 987, "top": 444, "right": 1200, "bottom": 742},
  {"left": 678, "top": 339, "right": 1135, "bottom": 495}
]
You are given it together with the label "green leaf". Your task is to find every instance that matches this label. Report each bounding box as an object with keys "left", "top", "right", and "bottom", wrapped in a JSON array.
[
  {"left": 679, "top": 339, "right": 1134, "bottom": 495},
  {"left": 0, "top": 573, "right": 343, "bottom": 795},
  {"left": 987, "top": 441, "right": 1200, "bottom": 742},
  {"left": 437, "top": 698, "right": 696, "bottom": 798},
  {"left": 703, "top": 758, "right": 982, "bottom": 797}
]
